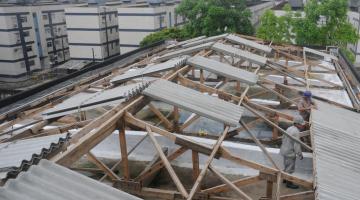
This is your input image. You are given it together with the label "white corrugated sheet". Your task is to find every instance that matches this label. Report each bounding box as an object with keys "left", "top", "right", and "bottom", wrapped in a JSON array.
[
  {"left": 0, "top": 159, "right": 142, "bottom": 200},
  {"left": 143, "top": 79, "right": 244, "bottom": 126},
  {"left": 225, "top": 34, "right": 272, "bottom": 54},
  {"left": 311, "top": 101, "right": 360, "bottom": 200},
  {"left": 182, "top": 33, "right": 228, "bottom": 48},
  {"left": 157, "top": 42, "right": 214, "bottom": 61}
]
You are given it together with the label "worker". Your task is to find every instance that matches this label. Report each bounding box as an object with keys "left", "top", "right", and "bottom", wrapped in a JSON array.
[
  {"left": 280, "top": 115, "right": 304, "bottom": 189},
  {"left": 297, "top": 90, "right": 316, "bottom": 121}
]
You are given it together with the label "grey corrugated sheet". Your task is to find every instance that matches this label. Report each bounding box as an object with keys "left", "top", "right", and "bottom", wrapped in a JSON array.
[
  {"left": 0, "top": 159, "right": 142, "bottom": 200},
  {"left": 157, "top": 42, "right": 213, "bottom": 62},
  {"left": 182, "top": 33, "right": 228, "bottom": 48},
  {"left": 42, "top": 83, "right": 143, "bottom": 119},
  {"left": 166, "top": 36, "right": 206, "bottom": 49},
  {"left": 211, "top": 42, "right": 268, "bottom": 66},
  {"left": 187, "top": 56, "right": 258, "bottom": 85},
  {"left": 111, "top": 56, "right": 188, "bottom": 85},
  {"left": 311, "top": 101, "right": 360, "bottom": 200},
  {"left": 0, "top": 134, "right": 68, "bottom": 178},
  {"left": 143, "top": 79, "right": 244, "bottom": 126},
  {"left": 225, "top": 34, "right": 272, "bottom": 54}
]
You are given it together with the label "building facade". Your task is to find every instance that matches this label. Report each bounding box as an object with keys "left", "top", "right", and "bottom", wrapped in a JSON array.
[
  {"left": 65, "top": 6, "right": 120, "bottom": 61},
  {"left": 117, "top": 2, "right": 184, "bottom": 54}
]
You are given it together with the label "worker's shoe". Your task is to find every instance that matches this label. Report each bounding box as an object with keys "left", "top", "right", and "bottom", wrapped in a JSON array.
[{"left": 286, "top": 181, "right": 299, "bottom": 189}]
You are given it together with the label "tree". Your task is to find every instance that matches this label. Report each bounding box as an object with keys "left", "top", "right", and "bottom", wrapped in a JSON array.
[
  {"left": 176, "top": 0, "right": 254, "bottom": 37},
  {"left": 140, "top": 28, "right": 186, "bottom": 47}
]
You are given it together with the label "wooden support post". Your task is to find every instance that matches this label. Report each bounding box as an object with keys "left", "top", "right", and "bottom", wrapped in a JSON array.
[
  {"left": 87, "top": 152, "right": 120, "bottom": 180},
  {"left": 209, "top": 165, "right": 252, "bottom": 200},
  {"left": 272, "top": 114, "right": 279, "bottom": 140},
  {"left": 139, "top": 147, "right": 168, "bottom": 187},
  {"left": 274, "top": 172, "right": 282, "bottom": 200},
  {"left": 192, "top": 151, "right": 200, "bottom": 183},
  {"left": 266, "top": 180, "right": 273, "bottom": 199},
  {"left": 146, "top": 126, "right": 189, "bottom": 198},
  {"left": 118, "top": 120, "right": 130, "bottom": 180},
  {"left": 173, "top": 106, "right": 179, "bottom": 132},
  {"left": 236, "top": 81, "right": 241, "bottom": 93},
  {"left": 187, "top": 126, "right": 230, "bottom": 200}
]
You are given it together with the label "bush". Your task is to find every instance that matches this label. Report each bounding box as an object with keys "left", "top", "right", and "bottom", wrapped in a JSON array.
[{"left": 341, "top": 48, "right": 356, "bottom": 63}]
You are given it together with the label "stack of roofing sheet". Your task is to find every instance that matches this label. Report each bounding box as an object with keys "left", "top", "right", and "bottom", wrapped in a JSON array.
[
  {"left": 211, "top": 42, "right": 268, "bottom": 66},
  {"left": 157, "top": 42, "right": 214, "bottom": 62},
  {"left": 182, "top": 33, "right": 228, "bottom": 48},
  {"left": 187, "top": 55, "right": 259, "bottom": 85},
  {"left": 0, "top": 134, "right": 70, "bottom": 180},
  {"left": 311, "top": 101, "right": 360, "bottom": 200},
  {"left": 225, "top": 34, "right": 272, "bottom": 54},
  {"left": 0, "top": 159, "right": 142, "bottom": 200},
  {"left": 42, "top": 83, "right": 143, "bottom": 119},
  {"left": 143, "top": 79, "right": 244, "bottom": 126},
  {"left": 111, "top": 56, "right": 188, "bottom": 85}
]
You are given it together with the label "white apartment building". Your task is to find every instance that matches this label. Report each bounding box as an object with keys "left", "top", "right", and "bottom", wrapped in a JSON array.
[
  {"left": 117, "top": 2, "right": 184, "bottom": 53},
  {"left": 0, "top": 3, "right": 83, "bottom": 80},
  {"left": 0, "top": 7, "right": 41, "bottom": 80},
  {"left": 65, "top": 6, "right": 120, "bottom": 61}
]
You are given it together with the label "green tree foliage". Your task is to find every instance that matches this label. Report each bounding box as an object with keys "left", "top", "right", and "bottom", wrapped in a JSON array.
[
  {"left": 256, "top": 4, "right": 293, "bottom": 43},
  {"left": 140, "top": 28, "right": 186, "bottom": 47},
  {"left": 176, "top": 0, "right": 254, "bottom": 37},
  {"left": 257, "top": 0, "right": 359, "bottom": 48}
]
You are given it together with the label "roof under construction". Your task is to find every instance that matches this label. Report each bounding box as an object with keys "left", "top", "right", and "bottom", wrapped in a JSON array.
[{"left": 0, "top": 33, "right": 359, "bottom": 200}]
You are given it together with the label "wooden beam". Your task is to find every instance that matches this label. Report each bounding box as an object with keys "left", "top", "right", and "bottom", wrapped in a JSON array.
[
  {"left": 118, "top": 120, "right": 130, "bottom": 180},
  {"left": 240, "top": 120, "right": 280, "bottom": 170},
  {"left": 274, "top": 172, "right": 282, "bottom": 200},
  {"left": 139, "top": 147, "right": 168, "bottom": 187},
  {"left": 179, "top": 114, "right": 200, "bottom": 132},
  {"left": 202, "top": 176, "right": 261, "bottom": 194},
  {"left": 266, "top": 180, "right": 273, "bottom": 199},
  {"left": 192, "top": 151, "right": 200, "bottom": 182},
  {"left": 209, "top": 165, "right": 252, "bottom": 200},
  {"left": 148, "top": 103, "right": 173, "bottom": 130},
  {"left": 187, "top": 126, "right": 230, "bottom": 200},
  {"left": 87, "top": 152, "right": 120, "bottom": 181},
  {"left": 146, "top": 126, "right": 189, "bottom": 198},
  {"left": 135, "top": 146, "right": 187, "bottom": 182},
  {"left": 258, "top": 83, "right": 296, "bottom": 105},
  {"left": 280, "top": 191, "right": 314, "bottom": 200}
]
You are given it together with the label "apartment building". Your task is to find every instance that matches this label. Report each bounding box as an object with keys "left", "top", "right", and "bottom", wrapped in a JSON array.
[
  {"left": 65, "top": 6, "right": 120, "bottom": 61},
  {"left": 117, "top": 2, "right": 184, "bottom": 53},
  {"left": 0, "top": 7, "right": 41, "bottom": 80}
]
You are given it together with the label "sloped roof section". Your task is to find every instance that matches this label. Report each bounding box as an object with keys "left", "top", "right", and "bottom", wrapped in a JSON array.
[
  {"left": 187, "top": 55, "right": 258, "bottom": 85},
  {"left": 0, "top": 134, "right": 70, "bottom": 180},
  {"left": 211, "top": 42, "right": 268, "bottom": 66},
  {"left": 0, "top": 159, "right": 142, "bottom": 200},
  {"left": 111, "top": 56, "right": 188, "bottom": 85},
  {"left": 311, "top": 101, "right": 360, "bottom": 200},
  {"left": 225, "top": 34, "right": 272, "bottom": 54},
  {"left": 143, "top": 79, "right": 244, "bottom": 126}
]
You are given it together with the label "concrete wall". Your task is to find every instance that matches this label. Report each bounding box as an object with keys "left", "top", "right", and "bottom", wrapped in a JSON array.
[{"left": 347, "top": 11, "right": 360, "bottom": 64}]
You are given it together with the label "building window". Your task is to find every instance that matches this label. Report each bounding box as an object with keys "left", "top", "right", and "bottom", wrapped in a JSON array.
[
  {"left": 23, "top": 31, "right": 30, "bottom": 37},
  {"left": 28, "top": 60, "right": 35, "bottom": 66},
  {"left": 111, "top": 42, "right": 114, "bottom": 49},
  {"left": 26, "top": 46, "right": 32, "bottom": 52},
  {"left": 159, "top": 15, "right": 165, "bottom": 28},
  {"left": 43, "top": 15, "right": 48, "bottom": 20},
  {"left": 20, "top": 16, "right": 27, "bottom": 23}
]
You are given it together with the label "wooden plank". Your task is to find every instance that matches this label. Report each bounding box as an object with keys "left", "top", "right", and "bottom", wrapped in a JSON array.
[
  {"left": 146, "top": 126, "right": 189, "bottom": 198},
  {"left": 192, "top": 151, "right": 200, "bottom": 182},
  {"left": 274, "top": 172, "right": 281, "bottom": 200},
  {"left": 140, "top": 147, "right": 168, "bottom": 187},
  {"left": 148, "top": 103, "right": 173, "bottom": 130},
  {"left": 202, "top": 176, "right": 261, "bottom": 194},
  {"left": 118, "top": 120, "right": 130, "bottom": 180},
  {"left": 258, "top": 83, "right": 296, "bottom": 105},
  {"left": 135, "top": 146, "right": 187, "bottom": 182},
  {"left": 209, "top": 165, "right": 252, "bottom": 200},
  {"left": 187, "top": 126, "right": 230, "bottom": 200},
  {"left": 266, "top": 180, "right": 273, "bottom": 199},
  {"left": 280, "top": 191, "right": 314, "bottom": 200},
  {"left": 179, "top": 114, "right": 200, "bottom": 132},
  {"left": 87, "top": 152, "right": 120, "bottom": 180}
]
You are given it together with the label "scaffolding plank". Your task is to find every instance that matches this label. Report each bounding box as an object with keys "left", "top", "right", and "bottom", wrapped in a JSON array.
[
  {"left": 143, "top": 79, "right": 244, "bottom": 126},
  {"left": 187, "top": 56, "right": 258, "bottom": 85},
  {"left": 226, "top": 34, "right": 272, "bottom": 54},
  {"left": 211, "top": 42, "right": 268, "bottom": 66}
]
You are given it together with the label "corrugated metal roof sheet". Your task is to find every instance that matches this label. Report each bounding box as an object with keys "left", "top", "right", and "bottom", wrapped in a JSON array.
[
  {"left": 187, "top": 55, "right": 258, "bottom": 85},
  {"left": 225, "top": 34, "right": 272, "bottom": 54},
  {"left": 143, "top": 79, "right": 244, "bottom": 126},
  {"left": 0, "top": 159, "right": 142, "bottom": 200},
  {"left": 311, "top": 101, "right": 360, "bottom": 200},
  {"left": 211, "top": 42, "right": 268, "bottom": 66},
  {"left": 166, "top": 36, "right": 206, "bottom": 49},
  {"left": 182, "top": 33, "right": 228, "bottom": 48},
  {"left": 157, "top": 42, "right": 213, "bottom": 62},
  {"left": 0, "top": 134, "right": 69, "bottom": 179},
  {"left": 111, "top": 56, "right": 188, "bottom": 85},
  {"left": 42, "top": 83, "right": 143, "bottom": 119}
]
